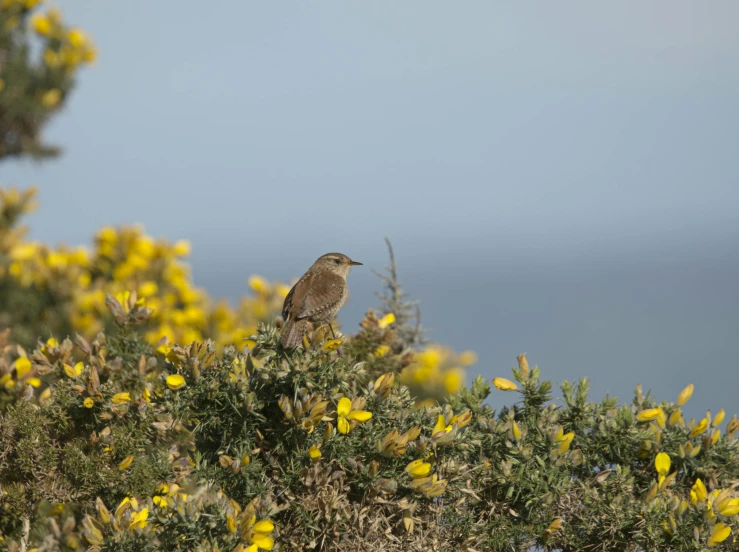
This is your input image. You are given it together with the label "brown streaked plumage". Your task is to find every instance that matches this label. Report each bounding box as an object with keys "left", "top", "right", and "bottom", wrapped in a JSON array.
[{"left": 281, "top": 253, "right": 362, "bottom": 348}]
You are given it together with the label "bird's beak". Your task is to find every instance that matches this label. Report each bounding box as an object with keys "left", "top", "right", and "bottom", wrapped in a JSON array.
[{"left": 349, "top": 260, "right": 363, "bottom": 266}]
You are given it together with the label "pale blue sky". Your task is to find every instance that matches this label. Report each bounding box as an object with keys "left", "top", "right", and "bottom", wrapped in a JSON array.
[{"left": 4, "top": 1, "right": 739, "bottom": 418}]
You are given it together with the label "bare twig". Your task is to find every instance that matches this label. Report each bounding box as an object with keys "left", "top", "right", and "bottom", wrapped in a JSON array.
[{"left": 374, "top": 238, "right": 426, "bottom": 346}]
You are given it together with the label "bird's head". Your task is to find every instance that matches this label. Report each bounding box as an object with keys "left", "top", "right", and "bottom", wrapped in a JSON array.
[{"left": 312, "top": 252, "right": 362, "bottom": 276}]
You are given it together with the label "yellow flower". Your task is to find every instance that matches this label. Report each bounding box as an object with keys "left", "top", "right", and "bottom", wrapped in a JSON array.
[
  {"left": 40, "top": 89, "right": 62, "bottom": 109},
  {"left": 83, "top": 397, "right": 94, "bottom": 408},
  {"left": 172, "top": 240, "right": 191, "bottom": 257},
  {"left": 248, "top": 275, "right": 270, "bottom": 294},
  {"left": 713, "top": 408, "right": 725, "bottom": 427},
  {"left": 691, "top": 478, "right": 707, "bottom": 504},
  {"left": 128, "top": 508, "right": 148, "bottom": 530},
  {"left": 411, "top": 473, "right": 448, "bottom": 498},
  {"left": 378, "top": 313, "right": 396, "bottom": 329},
  {"left": 322, "top": 339, "right": 343, "bottom": 352},
  {"left": 654, "top": 452, "right": 670, "bottom": 477},
  {"left": 336, "top": 397, "right": 372, "bottom": 434},
  {"left": 654, "top": 408, "right": 666, "bottom": 429},
  {"left": 691, "top": 417, "right": 709, "bottom": 438},
  {"left": 668, "top": 408, "right": 683, "bottom": 426},
  {"left": 0, "top": 374, "right": 14, "bottom": 389},
  {"left": 309, "top": 445, "right": 321, "bottom": 460},
  {"left": 142, "top": 387, "right": 151, "bottom": 403},
  {"left": 654, "top": 452, "right": 670, "bottom": 486},
  {"left": 636, "top": 407, "right": 664, "bottom": 422},
  {"left": 112, "top": 392, "right": 131, "bottom": 404},
  {"left": 28, "top": 378, "right": 41, "bottom": 388},
  {"left": 14, "top": 357, "right": 32, "bottom": 378},
  {"left": 31, "top": 13, "right": 52, "bottom": 36},
  {"left": 118, "top": 456, "right": 134, "bottom": 470},
  {"left": 9, "top": 243, "right": 38, "bottom": 262},
  {"left": 459, "top": 350, "right": 478, "bottom": 366},
  {"left": 275, "top": 284, "right": 291, "bottom": 299},
  {"left": 556, "top": 430, "right": 575, "bottom": 454},
  {"left": 246, "top": 519, "right": 275, "bottom": 551},
  {"left": 63, "top": 362, "right": 84, "bottom": 378},
  {"left": 253, "top": 519, "right": 275, "bottom": 533},
  {"left": 545, "top": 517, "right": 564, "bottom": 535},
  {"left": 677, "top": 383, "right": 694, "bottom": 406},
  {"left": 373, "top": 344, "right": 390, "bottom": 357},
  {"left": 707, "top": 522, "right": 731, "bottom": 547},
  {"left": 138, "top": 281, "right": 159, "bottom": 297},
  {"left": 405, "top": 459, "right": 432, "bottom": 478},
  {"left": 716, "top": 497, "right": 739, "bottom": 517},
  {"left": 373, "top": 373, "right": 395, "bottom": 396},
  {"left": 492, "top": 377, "right": 518, "bottom": 391},
  {"left": 443, "top": 368, "right": 463, "bottom": 394},
  {"left": 67, "top": 28, "right": 88, "bottom": 48},
  {"left": 133, "top": 235, "right": 155, "bottom": 258},
  {"left": 511, "top": 420, "right": 522, "bottom": 440},
  {"left": 433, "top": 414, "right": 452, "bottom": 436},
  {"left": 166, "top": 374, "right": 186, "bottom": 390}
]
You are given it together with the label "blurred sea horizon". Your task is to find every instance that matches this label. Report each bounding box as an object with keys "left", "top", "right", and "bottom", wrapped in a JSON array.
[
  {"left": 180, "top": 235, "right": 739, "bottom": 423},
  {"left": 4, "top": 0, "right": 739, "bottom": 422}
]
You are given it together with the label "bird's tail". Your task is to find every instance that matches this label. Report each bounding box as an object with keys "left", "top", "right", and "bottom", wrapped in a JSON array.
[{"left": 281, "top": 319, "right": 308, "bottom": 349}]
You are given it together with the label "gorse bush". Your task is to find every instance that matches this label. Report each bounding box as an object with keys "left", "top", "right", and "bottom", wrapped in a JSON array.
[
  {"left": 1, "top": 303, "right": 738, "bottom": 551},
  {"left": 0, "top": 189, "right": 738, "bottom": 551},
  {"left": 0, "top": 0, "right": 96, "bottom": 160}
]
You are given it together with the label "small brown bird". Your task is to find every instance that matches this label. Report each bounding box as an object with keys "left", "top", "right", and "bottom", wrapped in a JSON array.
[{"left": 281, "top": 252, "right": 362, "bottom": 348}]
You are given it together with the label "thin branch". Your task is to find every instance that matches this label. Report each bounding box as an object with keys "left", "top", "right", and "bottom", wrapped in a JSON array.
[{"left": 374, "top": 238, "right": 426, "bottom": 346}]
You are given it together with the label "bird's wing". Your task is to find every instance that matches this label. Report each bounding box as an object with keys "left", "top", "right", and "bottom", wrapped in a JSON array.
[
  {"left": 282, "top": 270, "right": 313, "bottom": 321},
  {"left": 294, "top": 271, "right": 346, "bottom": 320},
  {"left": 282, "top": 281, "right": 298, "bottom": 320}
]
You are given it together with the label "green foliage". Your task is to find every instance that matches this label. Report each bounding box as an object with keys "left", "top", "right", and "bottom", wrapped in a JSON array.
[
  {"left": 1, "top": 301, "right": 738, "bottom": 551},
  {"left": 0, "top": 1, "right": 96, "bottom": 160}
]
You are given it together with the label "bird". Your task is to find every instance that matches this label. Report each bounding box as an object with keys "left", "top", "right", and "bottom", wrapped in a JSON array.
[{"left": 280, "top": 252, "right": 362, "bottom": 349}]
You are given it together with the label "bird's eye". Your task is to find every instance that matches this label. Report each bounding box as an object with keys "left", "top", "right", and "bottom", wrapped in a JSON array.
[{"left": 334, "top": 258, "right": 340, "bottom": 264}]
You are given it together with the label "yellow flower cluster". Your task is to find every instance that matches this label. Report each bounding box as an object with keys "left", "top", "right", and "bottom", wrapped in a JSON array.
[
  {"left": 399, "top": 345, "right": 476, "bottom": 405},
  {"left": 1, "top": 187, "right": 475, "bottom": 402},
  {"left": 1, "top": 2, "right": 96, "bottom": 113},
  {"left": 0, "top": 188, "right": 293, "bottom": 353},
  {"left": 635, "top": 383, "right": 733, "bottom": 461},
  {"left": 81, "top": 491, "right": 276, "bottom": 550},
  {"left": 29, "top": 6, "right": 97, "bottom": 68},
  {"left": 6, "top": 239, "right": 89, "bottom": 288},
  {"left": 674, "top": 476, "right": 739, "bottom": 547},
  {"left": 635, "top": 384, "right": 739, "bottom": 548},
  {"left": 0, "top": 355, "right": 40, "bottom": 390}
]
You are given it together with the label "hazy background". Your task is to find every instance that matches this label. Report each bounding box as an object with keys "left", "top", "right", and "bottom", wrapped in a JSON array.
[{"left": 3, "top": 1, "right": 738, "bottom": 420}]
